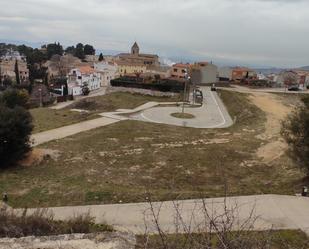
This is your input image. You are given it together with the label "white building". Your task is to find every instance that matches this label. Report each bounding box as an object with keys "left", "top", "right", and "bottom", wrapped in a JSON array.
[
  {"left": 67, "top": 66, "right": 101, "bottom": 96},
  {"left": 94, "top": 62, "right": 117, "bottom": 87},
  {"left": 257, "top": 73, "right": 267, "bottom": 80},
  {"left": 218, "top": 67, "right": 233, "bottom": 81},
  {"left": 191, "top": 62, "right": 218, "bottom": 84}
]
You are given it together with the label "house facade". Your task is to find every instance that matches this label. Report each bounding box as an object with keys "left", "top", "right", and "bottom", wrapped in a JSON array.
[
  {"left": 116, "top": 61, "right": 147, "bottom": 76},
  {"left": 0, "top": 50, "right": 29, "bottom": 84},
  {"left": 218, "top": 67, "right": 233, "bottom": 81},
  {"left": 191, "top": 62, "right": 218, "bottom": 84},
  {"left": 94, "top": 62, "right": 118, "bottom": 87},
  {"left": 116, "top": 42, "right": 160, "bottom": 68},
  {"left": 171, "top": 63, "right": 190, "bottom": 79},
  {"left": 232, "top": 67, "right": 257, "bottom": 81},
  {"left": 67, "top": 66, "right": 101, "bottom": 96}
]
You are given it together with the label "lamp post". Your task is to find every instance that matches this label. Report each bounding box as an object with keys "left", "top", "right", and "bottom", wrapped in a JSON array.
[
  {"left": 182, "top": 69, "right": 190, "bottom": 115},
  {"left": 38, "top": 88, "right": 43, "bottom": 107}
]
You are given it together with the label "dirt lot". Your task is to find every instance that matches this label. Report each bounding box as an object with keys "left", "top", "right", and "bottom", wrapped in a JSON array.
[{"left": 0, "top": 90, "right": 305, "bottom": 208}]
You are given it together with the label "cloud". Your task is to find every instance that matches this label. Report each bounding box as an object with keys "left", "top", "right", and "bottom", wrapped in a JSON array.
[{"left": 0, "top": 0, "right": 308, "bottom": 67}]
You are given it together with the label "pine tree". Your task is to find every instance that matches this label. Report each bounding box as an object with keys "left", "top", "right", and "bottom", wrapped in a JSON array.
[
  {"left": 15, "top": 60, "right": 21, "bottom": 85},
  {"left": 98, "top": 53, "right": 104, "bottom": 61}
]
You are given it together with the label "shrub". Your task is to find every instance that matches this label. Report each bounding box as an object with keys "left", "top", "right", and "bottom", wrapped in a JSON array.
[
  {"left": 0, "top": 209, "right": 113, "bottom": 238},
  {"left": 0, "top": 88, "right": 30, "bottom": 109},
  {"left": 282, "top": 96, "right": 309, "bottom": 172}
]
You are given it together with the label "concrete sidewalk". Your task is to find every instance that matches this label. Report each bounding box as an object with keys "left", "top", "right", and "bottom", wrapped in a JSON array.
[
  {"left": 20, "top": 195, "right": 309, "bottom": 235},
  {"left": 31, "top": 117, "right": 119, "bottom": 146}
]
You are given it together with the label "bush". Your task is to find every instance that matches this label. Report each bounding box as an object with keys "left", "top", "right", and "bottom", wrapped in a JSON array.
[
  {"left": 111, "top": 77, "right": 185, "bottom": 93},
  {"left": 282, "top": 96, "right": 309, "bottom": 172},
  {"left": 0, "top": 209, "right": 113, "bottom": 238},
  {"left": 0, "top": 88, "right": 30, "bottom": 109},
  {"left": 0, "top": 106, "right": 33, "bottom": 168}
]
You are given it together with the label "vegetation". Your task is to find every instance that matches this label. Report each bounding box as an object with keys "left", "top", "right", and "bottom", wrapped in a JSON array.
[
  {"left": 0, "top": 209, "right": 113, "bottom": 238},
  {"left": 0, "top": 89, "right": 33, "bottom": 168},
  {"left": 99, "top": 53, "right": 104, "bottom": 61},
  {"left": 136, "top": 230, "right": 309, "bottom": 249},
  {"left": 282, "top": 95, "right": 309, "bottom": 172},
  {"left": 0, "top": 88, "right": 29, "bottom": 109}
]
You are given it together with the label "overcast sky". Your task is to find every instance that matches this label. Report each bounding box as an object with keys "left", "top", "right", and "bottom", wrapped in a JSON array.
[{"left": 0, "top": 0, "right": 308, "bottom": 67}]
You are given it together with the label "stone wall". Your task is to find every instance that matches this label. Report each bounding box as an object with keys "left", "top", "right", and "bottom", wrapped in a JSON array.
[{"left": 0, "top": 232, "right": 135, "bottom": 249}]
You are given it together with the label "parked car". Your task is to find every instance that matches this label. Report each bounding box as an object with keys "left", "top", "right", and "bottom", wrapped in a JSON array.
[
  {"left": 211, "top": 84, "right": 217, "bottom": 91},
  {"left": 194, "top": 89, "right": 203, "bottom": 104},
  {"left": 288, "top": 85, "right": 300, "bottom": 91}
]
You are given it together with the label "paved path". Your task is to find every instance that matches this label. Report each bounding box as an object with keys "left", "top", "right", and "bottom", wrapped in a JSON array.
[
  {"left": 130, "top": 87, "right": 233, "bottom": 128},
  {"left": 31, "top": 117, "right": 119, "bottom": 146},
  {"left": 220, "top": 85, "right": 309, "bottom": 94},
  {"left": 20, "top": 195, "right": 309, "bottom": 235}
]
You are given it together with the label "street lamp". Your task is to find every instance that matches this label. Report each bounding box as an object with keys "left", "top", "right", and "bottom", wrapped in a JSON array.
[
  {"left": 38, "top": 88, "right": 43, "bottom": 107},
  {"left": 182, "top": 70, "right": 190, "bottom": 115}
]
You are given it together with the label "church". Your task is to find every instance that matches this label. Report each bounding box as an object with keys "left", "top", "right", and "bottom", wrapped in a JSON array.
[{"left": 116, "top": 42, "right": 160, "bottom": 68}]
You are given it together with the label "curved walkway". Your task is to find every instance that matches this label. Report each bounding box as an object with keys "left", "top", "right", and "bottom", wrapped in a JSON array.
[{"left": 130, "top": 87, "right": 233, "bottom": 128}]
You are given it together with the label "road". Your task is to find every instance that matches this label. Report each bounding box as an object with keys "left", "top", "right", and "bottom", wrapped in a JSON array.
[
  {"left": 20, "top": 195, "right": 309, "bottom": 235},
  {"left": 131, "top": 87, "right": 233, "bottom": 128}
]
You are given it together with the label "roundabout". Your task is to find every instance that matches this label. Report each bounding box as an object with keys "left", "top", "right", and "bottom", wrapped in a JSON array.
[{"left": 130, "top": 87, "right": 234, "bottom": 128}]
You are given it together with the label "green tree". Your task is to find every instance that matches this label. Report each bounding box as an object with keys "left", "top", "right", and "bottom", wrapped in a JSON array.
[
  {"left": 98, "top": 53, "right": 104, "bottom": 61},
  {"left": 0, "top": 88, "right": 30, "bottom": 109},
  {"left": 282, "top": 96, "right": 309, "bottom": 172},
  {"left": 84, "top": 44, "right": 95, "bottom": 55},
  {"left": 14, "top": 60, "right": 21, "bottom": 85},
  {"left": 0, "top": 106, "right": 33, "bottom": 168},
  {"left": 65, "top": 46, "right": 76, "bottom": 55},
  {"left": 46, "top": 42, "right": 63, "bottom": 59},
  {"left": 75, "top": 43, "right": 85, "bottom": 60},
  {"left": 0, "top": 89, "right": 33, "bottom": 168}
]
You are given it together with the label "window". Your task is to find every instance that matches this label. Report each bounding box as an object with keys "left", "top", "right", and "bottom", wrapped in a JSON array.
[
  {"left": 78, "top": 76, "right": 82, "bottom": 79},
  {"left": 182, "top": 69, "right": 186, "bottom": 73},
  {"left": 173, "top": 69, "right": 178, "bottom": 72}
]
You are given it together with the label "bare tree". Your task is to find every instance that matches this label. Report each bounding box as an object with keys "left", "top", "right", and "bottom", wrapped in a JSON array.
[{"left": 138, "top": 193, "right": 307, "bottom": 249}]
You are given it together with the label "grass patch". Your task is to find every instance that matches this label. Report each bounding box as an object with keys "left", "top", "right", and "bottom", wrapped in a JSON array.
[
  {"left": 67, "top": 92, "right": 181, "bottom": 113},
  {"left": 171, "top": 112, "right": 195, "bottom": 119},
  {"left": 0, "top": 209, "right": 113, "bottom": 238},
  {"left": 30, "top": 108, "right": 97, "bottom": 133},
  {"left": 136, "top": 230, "right": 309, "bottom": 249},
  {"left": 1, "top": 90, "right": 304, "bottom": 208},
  {"left": 31, "top": 92, "right": 181, "bottom": 133}
]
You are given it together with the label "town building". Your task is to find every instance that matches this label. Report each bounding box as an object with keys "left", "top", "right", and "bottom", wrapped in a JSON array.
[
  {"left": 67, "top": 66, "right": 101, "bottom": 96},
  {"left": 145, "top": 65, "right": 171, "bottom": 79},
  {"left": 116, "top": 42, "right": 160, "bottom": 68},
  {"left": 171, "top": 63, "right": 191, "bottom": 79},
  {"left": 232, "top": 67, "right": 257, "bottom": 81},
  {"left": 218, "top": 67, "right": 233, "bottom": 81},
  {"left": 0, "top": 50, "right": 29, "bottom": 84},
  {"left": 191, "top": 62, "right": 218, "bottom": 84},
  {"left": 44, "top": 54, "right": 83, "bottom": 81},
  {"left": 116, "top": 61, "right": 147, "bottom": 76},
  {"left": 94, "top": 61, "right": 118, "bottom": 87}
]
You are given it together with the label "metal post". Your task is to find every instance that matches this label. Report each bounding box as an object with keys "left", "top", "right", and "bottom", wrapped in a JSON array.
[
  {"left": 182, "top": 80, "right": 187, "bottom": 114},
  {"left": 39, "top": 88, "right": 43, "bottom": 107}
]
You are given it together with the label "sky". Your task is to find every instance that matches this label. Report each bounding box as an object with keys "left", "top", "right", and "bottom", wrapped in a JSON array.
[{"left": 0, "top": 0, "right": 309, "bottom": 68}]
